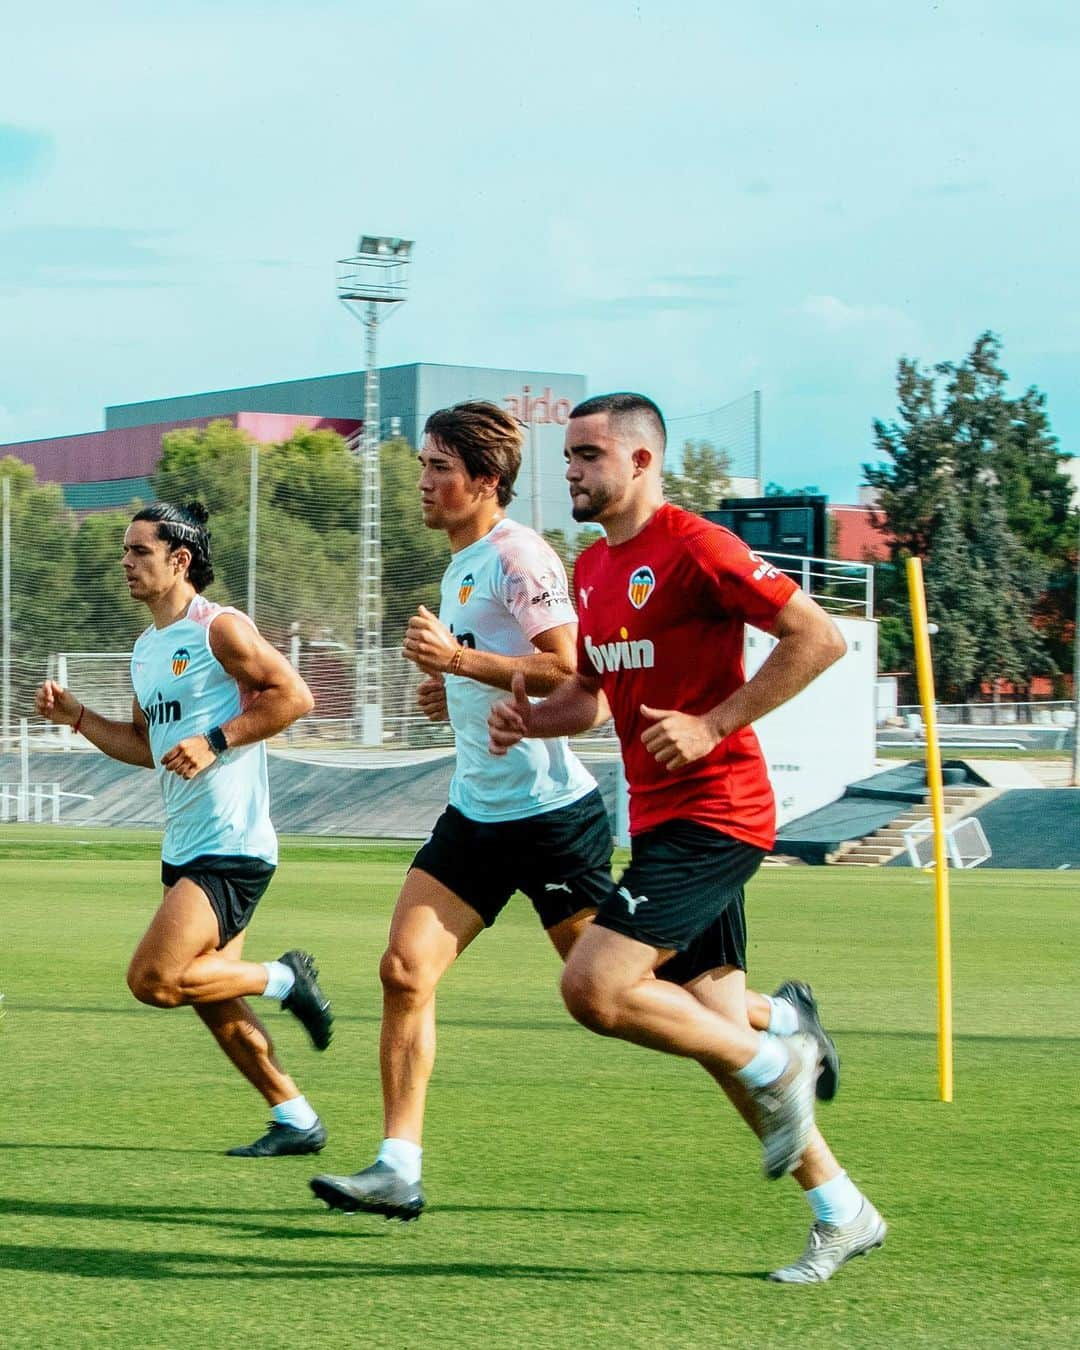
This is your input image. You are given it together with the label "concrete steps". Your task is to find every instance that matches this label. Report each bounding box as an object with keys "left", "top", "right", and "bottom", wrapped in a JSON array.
[{"left": 828, "top": 786, "right": 1001, "bottom": 867}]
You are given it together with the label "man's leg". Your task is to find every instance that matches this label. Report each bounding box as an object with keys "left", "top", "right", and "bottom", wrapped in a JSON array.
[
  {"left": 310, "top": 868, "right": 485, "bottom": 1219},
  {"left": 561, "top": 923, "right": 817, "bottom": 1179},
  {"left": 128, "top": 880, "right": 279, "bottom": 1006},
  {"left": 377, "top": 868, "right": 485, "bottom": 1143},
  {"left": 128, "top": 890, "right": 327, "bottom": 1156},
  {"left": 686, "top": 964, "right": 885, "bottom": 1282}
]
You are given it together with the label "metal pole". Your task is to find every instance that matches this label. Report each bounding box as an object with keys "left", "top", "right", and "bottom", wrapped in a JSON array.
[
  {"left": 1, "top": 477, "right": 10, "bottom": 754},
  {"left": 906, "top": 557, "right": 954, "bottom": 1103},
  {"left": 1072, "top": 509, "right": 1080, "bottom": 786},
  {"left": 530, "top": 419, "right": 543, "bottom": 533},
  {"left": 246, "top": 442, "right": 258, "bottom": 621},
  {"left": 753, "top": 389, "right": 762, "bottom": 494}
]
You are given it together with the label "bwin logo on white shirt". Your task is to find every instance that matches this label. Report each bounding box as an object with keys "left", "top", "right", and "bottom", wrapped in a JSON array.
[
  {"left": 585, "top": 629, "right": 655, "bottom": 675},
  {"left": 618, "top": 886, "right": 649, "bottom": 915}
]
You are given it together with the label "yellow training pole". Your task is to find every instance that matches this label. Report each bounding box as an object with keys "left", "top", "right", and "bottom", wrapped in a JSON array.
[{"left": 906, "top": 557, "right": 954, "bottom": 1102}]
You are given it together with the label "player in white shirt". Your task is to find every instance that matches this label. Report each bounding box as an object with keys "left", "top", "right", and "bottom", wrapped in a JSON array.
[
  {"left": 35, "top": 501, "right": 333, "bottom": 1158},
  {"left": 311, "top": 401, "right": 614, "bottom": 1220}
]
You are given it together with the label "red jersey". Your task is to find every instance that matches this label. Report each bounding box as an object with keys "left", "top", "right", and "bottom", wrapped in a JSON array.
[{"left": 574, "top": 503, "right": 797, "bottom": 848}]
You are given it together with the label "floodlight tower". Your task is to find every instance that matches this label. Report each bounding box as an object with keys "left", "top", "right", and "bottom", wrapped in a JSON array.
[{"left": 337, "top": 235, "right": 413, "bottom": 745}]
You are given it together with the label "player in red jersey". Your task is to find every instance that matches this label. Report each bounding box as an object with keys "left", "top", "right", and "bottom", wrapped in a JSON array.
[{"left": 490, "top": 393, "right": 886, "bottom": 1283}]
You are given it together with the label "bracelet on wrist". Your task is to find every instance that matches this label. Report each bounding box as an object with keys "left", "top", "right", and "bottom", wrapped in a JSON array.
[
  {"left": 72, "top": 704, "right": 86, "bottom": 735},
  {"left": 447, "top": 645, "right": 466, "bottom": 676}
]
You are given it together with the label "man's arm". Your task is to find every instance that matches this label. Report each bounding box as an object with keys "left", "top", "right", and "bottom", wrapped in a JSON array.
[
  {"left": 160, "top": 614, "right": 314, "bottom": 780},
  {"left": 403, "top": 604, "right": 576, "bottom": 696},
  {"left": 34, "top": 680, "right": 155, "bottom": 768},
  {"left": 488, "top": 670, "right": 611, "bottom": 756},
  {"left": 640, "top": 589, "right": 847, "bottom": 771}
]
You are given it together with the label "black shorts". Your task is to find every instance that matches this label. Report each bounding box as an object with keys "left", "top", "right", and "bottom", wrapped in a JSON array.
[
  {"left": 410, "top": 788, "right": 613, "bottom": 930},
  {"left": 161, "top": 854, "right": 276, "bottom": 949},
  {"left": 594, "top": 820, "right": 765, "bottom": 965}
]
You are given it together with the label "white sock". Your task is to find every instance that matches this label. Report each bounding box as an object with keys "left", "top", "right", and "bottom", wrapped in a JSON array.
[
  {"left": 377, "top": 1137, "right": 422, "bottom": 1185},
  {"left": 262, "top": 960, "right": 295, "bottom": 1000},
  {"left": 805, "top": 1171, "right": 863, "bottom": 1226},
  {"left": 766, "top": 995, "right": 799, "bottom": 1036},
  {"left": 734, "top": 1033, "right": 789, "bottom": 1089},
  {"left": 270, "top": 1095, "right": 319, "bottom": 1131}
]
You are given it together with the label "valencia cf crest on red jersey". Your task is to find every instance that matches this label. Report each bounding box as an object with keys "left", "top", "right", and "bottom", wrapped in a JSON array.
[{"left": 628, "top": 566, "right": 655, "bottom": 609}]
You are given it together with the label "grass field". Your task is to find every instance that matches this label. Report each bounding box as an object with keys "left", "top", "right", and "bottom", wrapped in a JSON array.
[{"left": 1, "top": 829, "right": 1076, "bottom": 1349}]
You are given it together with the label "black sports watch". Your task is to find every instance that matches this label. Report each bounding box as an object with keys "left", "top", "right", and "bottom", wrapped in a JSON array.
[{"left": 205, "top": 725, "right": 229, "bottom": 756}]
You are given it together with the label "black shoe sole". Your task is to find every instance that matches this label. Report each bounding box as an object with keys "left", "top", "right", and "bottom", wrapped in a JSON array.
[
  {"left": 309, "top": 1176, "right": 424, "bottom": 1221},
  {"left": 227, "top": 1140, "right": 327, "bottom": 1158}
]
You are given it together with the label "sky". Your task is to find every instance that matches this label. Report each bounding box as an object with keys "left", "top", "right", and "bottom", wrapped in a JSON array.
[{"left": 2, "top": 0, "right": 1079, "bottom": 502}]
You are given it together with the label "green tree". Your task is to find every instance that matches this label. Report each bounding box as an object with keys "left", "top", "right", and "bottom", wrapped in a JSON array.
[
  {"left": 541, "top": 526, "right": 603, "bottom": 580},
  {"left": 68, "top": 510, "right": 150, "bottom": 653},
  {"left": 663, "top": 440, "right": 732, "bottom": 514},
  {"left": 0, "top": 458, "right": 78, "bottom": 688},
  {"left": 379, "top": 437, "right": 448, "bottom": 644},
  {"left": 863, "top": 333, "right": 1074, "bottom": 690}
]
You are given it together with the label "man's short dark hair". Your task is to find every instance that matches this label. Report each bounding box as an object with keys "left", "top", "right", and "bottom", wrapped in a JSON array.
[
  {"left": 569, "top": 392, "right": 667, "bottom": 454},
  {"left": 132, "top": 501, "right": 214, "bottom": 592},
  {"left": 423, "top": 401, "right": 523, "bottom": 507}
]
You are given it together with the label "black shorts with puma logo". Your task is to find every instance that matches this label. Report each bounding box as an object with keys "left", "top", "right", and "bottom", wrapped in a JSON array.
[{"left": 410, "top": 788, "right": 613, "bottom": 930}]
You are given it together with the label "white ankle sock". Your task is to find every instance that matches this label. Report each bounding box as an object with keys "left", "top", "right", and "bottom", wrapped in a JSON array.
[
  {"left": 734, "top": 1033, "right": 789, "bottom": 1088},
  {"left": 270, "top": 1095, "right": 319, "bottom": 1131},
  {"left": 377, "top": 1137, "right": 422, "bottom": 1185},
  {"left": 805, "top": 1171, "right": 863, "bottom": 1226},
  {"left": 766, "top": 995, "right": 799, "bottom": 1036},
  {"left": 262, "top": 960, "right": 295, "bottom": 1000}
]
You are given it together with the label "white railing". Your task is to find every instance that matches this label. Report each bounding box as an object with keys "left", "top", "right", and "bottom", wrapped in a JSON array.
[{"left": 761, "top": 552, "right": 874, "bottom": 617}]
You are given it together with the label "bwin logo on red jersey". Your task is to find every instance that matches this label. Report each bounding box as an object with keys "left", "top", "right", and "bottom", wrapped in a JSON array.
[
  {"left": 628, "top": 566, "right": 655, "bottom": 609},
  {"left": 585, "top": 627, "right": 656, "bottom": 675}
]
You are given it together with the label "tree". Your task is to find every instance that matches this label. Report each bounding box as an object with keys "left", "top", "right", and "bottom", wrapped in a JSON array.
[
  {"left": 379, "top": 437, "right": 448, "bottom": 645},
  {"left": 541, "top": 526, "right": 603, "bottom": 580},
  {"left": 663, "top": 440, "right": 732, "bottom": 514},
  {"left": 0, "top": 458, "right": 78, "bottom": 684},
  {"left": 863, "top": 333, "right": 1074, "bottom": 691}
]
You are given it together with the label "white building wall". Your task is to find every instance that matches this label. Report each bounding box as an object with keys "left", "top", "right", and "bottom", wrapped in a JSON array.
[{"left": 746, "top": 615, "right": 878, "bottom": 827}]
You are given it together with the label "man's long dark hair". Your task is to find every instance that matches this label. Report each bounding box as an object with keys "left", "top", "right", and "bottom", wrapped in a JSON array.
[{"left": 132, "top": 501, "right": 214, "bottom": 592}]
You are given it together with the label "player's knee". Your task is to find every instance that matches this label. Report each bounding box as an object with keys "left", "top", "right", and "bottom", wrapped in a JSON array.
[
  {"left": 560, "top": 965, "right": 620, "bottom": 1035},
  {"left": 126, "top": 959, "right": 183, "bottom": 1008},
  {"left": 379, "top": 946, "right": 437, "bottom": 1005}
]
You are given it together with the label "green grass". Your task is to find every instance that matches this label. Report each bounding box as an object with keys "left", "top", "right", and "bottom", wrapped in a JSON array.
[{"left": 0, "top": 837, "right": 1076, "bottom": 1349}]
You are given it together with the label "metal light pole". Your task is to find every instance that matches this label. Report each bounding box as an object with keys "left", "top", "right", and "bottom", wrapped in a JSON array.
[
  {"left": 1072, "top": 508, "right": 1080, "bottom": 786},
  {"left": 1, "top": 476, "right": 10, "bottom": 753},
  {"left": 337, "top": 236, "right": 413, "bottom": 746}
]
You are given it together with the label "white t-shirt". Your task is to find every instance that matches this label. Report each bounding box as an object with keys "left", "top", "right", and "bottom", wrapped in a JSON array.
[
  {"left": 439, "top": 518, "right": 596, "bottom": 823},
  {"left": 130, "top": 594, "right": 277, "bottom": 866}
]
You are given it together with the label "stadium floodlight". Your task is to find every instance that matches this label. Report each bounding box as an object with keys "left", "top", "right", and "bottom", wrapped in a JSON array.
[{"left": 336, "top": 235, "right": 413, "bottom": 746}]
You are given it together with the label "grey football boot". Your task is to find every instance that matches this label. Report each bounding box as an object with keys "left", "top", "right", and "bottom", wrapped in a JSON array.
[
  {"left": 772, "top": 979, "right": 840, "bottom": 1101},
  {"left": 769, "top": 1198, "right": 887, "bottom": 1283},
  {"left": 227, "top": 1119, "right": 327, "bottom": 1157},
  {"left": 310, "top": 1160, "right": 425, "bottom": 1221},
  {"left": 747, "top": 1032, "right": 817, "bottom": 1180}
]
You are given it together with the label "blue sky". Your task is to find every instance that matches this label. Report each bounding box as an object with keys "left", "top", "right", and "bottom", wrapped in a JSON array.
[{"left": 2, "top": 0, "right": 1078, "bottom": 500}]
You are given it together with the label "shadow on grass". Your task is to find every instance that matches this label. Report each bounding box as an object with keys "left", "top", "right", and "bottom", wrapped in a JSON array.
[
  {"left": 0, "top": 1196, "right": 644, "bottom": 1238},
  {"left": 0, "top": 1142, "right": 214, "bottom": 1156},
  {"left": 0, "top": 1242, "right": 761, "bottom": 1283}
]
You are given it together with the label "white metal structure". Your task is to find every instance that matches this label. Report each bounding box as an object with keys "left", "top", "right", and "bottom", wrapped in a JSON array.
[
  {"left": 760, "top": 551, "right": 874, "bottom": 617},
  {"left": 337, "top": 235, "right": 413, "bottom": 745},
  {"left": 903, "top": 816, "right": 992, "bottom": 870}
]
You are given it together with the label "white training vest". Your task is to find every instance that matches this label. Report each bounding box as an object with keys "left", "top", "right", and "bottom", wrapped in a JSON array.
[
  {"left": 130, "top": 594, "right": 278, "bottom": 866},
  {"left": 439, "top": 518, "right": 596, "bottom": 823}
]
